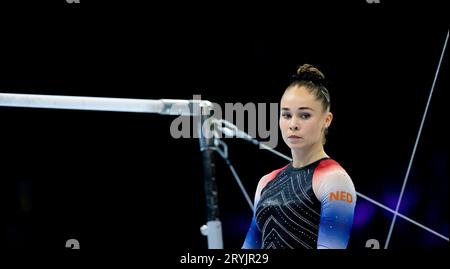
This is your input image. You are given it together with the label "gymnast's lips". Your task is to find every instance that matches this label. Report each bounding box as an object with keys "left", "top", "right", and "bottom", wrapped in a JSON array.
[{"left": 287, "top": 135, "right": 303, "bottom": 142}]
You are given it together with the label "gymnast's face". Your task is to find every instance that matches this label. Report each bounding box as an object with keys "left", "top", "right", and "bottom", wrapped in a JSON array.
[{"left": 279, "top": 85, "right": 332, "bottom": 150}]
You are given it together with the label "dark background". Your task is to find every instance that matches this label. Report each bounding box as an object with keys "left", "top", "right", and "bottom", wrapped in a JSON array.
[{"left": 0, "top": 0, "right": 448, "bottom": 254}]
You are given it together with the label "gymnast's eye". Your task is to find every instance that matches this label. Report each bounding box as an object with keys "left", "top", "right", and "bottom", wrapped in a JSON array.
[
  {"left": 299, "top": 113, "right": 311, "bottom": 119},
  {"left": 281, "top": 113, "right": 291, "bottom": 119}
]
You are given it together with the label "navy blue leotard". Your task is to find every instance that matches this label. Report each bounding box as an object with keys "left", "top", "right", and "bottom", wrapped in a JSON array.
[{"left": 242, "top": 158, "right": 356, "bottom": 249}]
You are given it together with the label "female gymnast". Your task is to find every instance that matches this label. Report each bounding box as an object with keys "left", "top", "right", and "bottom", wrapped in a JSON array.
[{"left": 242, "top": 64, "right": 356, "bottom": 249}]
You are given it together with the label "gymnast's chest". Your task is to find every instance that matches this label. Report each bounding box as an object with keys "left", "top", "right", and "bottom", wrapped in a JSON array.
[{"left": 255, "top": 172, "right": 320, "bottom": 226}]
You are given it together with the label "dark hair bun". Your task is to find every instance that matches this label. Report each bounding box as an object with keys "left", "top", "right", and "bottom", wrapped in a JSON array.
[{"left": 292, "top": 64, "right": 326, "bottom": 85}]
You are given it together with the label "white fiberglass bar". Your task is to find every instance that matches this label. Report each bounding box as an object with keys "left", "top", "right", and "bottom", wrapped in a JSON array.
[{"left": 0, "top": 93, "right": 202, "bottom": 116}]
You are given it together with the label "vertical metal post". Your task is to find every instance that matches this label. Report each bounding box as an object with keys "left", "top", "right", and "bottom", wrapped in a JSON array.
[{"left": 197, "top": 101, "right": 223, "bottom": 249}]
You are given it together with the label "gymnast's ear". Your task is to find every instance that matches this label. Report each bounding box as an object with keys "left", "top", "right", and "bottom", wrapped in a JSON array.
[{"left": 324, "top": 112, "right": 333, "bottom": 128}]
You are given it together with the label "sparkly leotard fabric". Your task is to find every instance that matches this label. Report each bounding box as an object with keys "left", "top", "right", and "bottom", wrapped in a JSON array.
[{"left": 242, "top": 158, "right": 356, "bottom": 249}]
